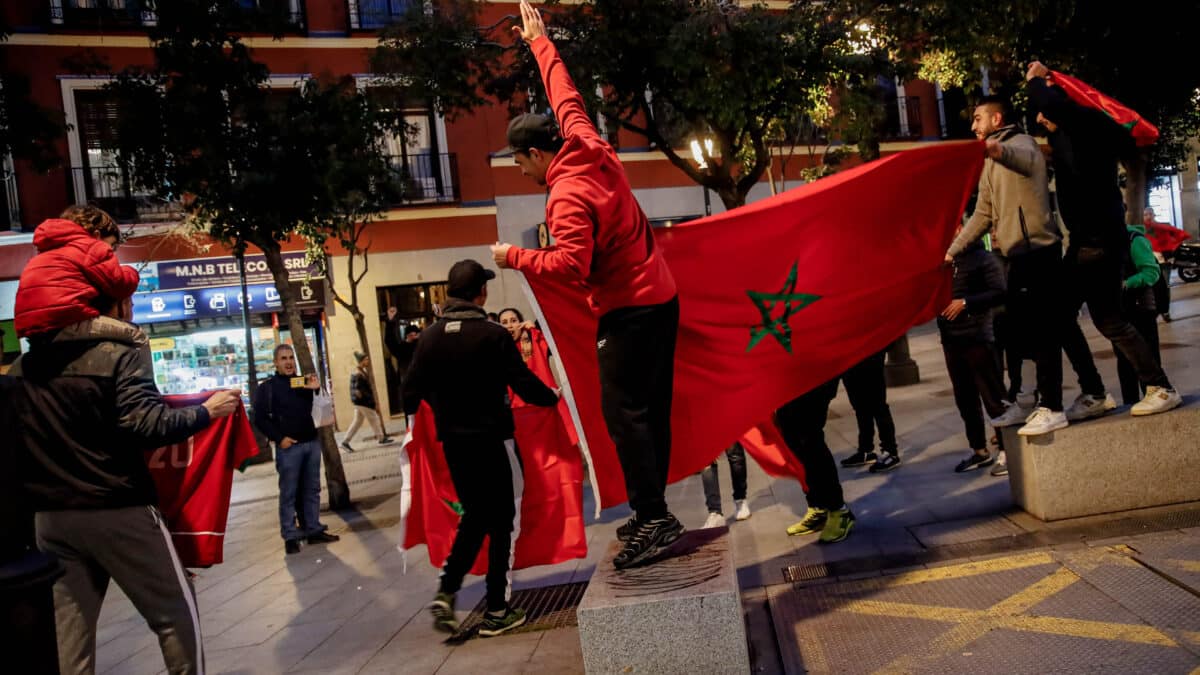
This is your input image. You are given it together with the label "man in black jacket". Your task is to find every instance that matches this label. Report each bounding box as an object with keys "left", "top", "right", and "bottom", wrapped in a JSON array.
[
  {"left": 252, "top": 344, "right": 341, "bottom": 555},
  {"left": 11, "top": 295, "right": 240, "bottom": 675},
  {"left": 1027, "top": 61, "right": 1182, "bottom": 418},
  {"left": 403, "top": 259, "right": 559, "bottom": 638}
]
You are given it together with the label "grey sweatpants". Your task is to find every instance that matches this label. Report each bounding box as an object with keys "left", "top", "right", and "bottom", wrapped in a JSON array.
[{"left": 35, "top": 505, "right": 204, "bottom": 675}]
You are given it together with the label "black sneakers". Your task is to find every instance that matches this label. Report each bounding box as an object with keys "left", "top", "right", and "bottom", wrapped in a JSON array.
[
  {"left": 954, "top": 451, "right": 995, "bottom": 473},
  {"left": 840, "top": 450, "right": 878, "bottom": 468},
  {"left": 284, "top": 539, "right": 302, "bottom": 555},
  {"left": 616, "top": 515, "right": 640, "bottom": 542},
  {"left": 306, "top": 531, "right": 340, "bottom": 545},
  {"left": 869, "top": 453, "right": 901, "bottom": 473},
  {"left": 478, "top": 606, "right": 527, "bottom": 637},
  {"left": 613, "top": 514, "right": 684, "bottom": 569}
]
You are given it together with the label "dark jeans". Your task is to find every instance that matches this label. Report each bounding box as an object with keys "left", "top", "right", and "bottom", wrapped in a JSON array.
[
  {"left": 1115, "top": 309, "right": 1162, "bottom": 405},
  {"left": 776, "top": 379, "right": 843, "bottom": 511},
  {"left": 438, "top": 436, "right": 520, "bottom": 612},
  {"left": 992, "top": 310, "right": 1025, "bottom": 400},
  {"left": 840, "top": 350, "right": 897, "bottom": 455},
  {"left": 1005, "top": 244, "right": 1065, "bottom": 411},
  {"left": 1061, "top": 246, "right": 1171, "bottom": 394},
  {"left": 596, "top": 296, "right": 679, "bottom": 520},
  {"left": 701, "top": 443, "right": 748, "bottom": 514},
  {"left": 276, "top": 438, "right": 325, "bottom": 541},
  {"left": 1155, "top": 263, "right": 1172, "bottom": 315},
  {"left": 943, "top": 340, "right": 1008, "bottom": 451}
]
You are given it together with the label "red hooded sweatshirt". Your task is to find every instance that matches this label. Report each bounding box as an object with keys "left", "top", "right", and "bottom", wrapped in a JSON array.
[
  {"left": 505, "top": 37, "right": 677, "bottom": 317},
  {"left": 14, "top": 219, "right": 140, "bottom": 337}
]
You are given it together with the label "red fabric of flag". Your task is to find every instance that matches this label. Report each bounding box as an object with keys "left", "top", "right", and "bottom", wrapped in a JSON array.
[
  {"left": 401, "top": 401, "right": 587, "bottom": 573},
  {"left": 1048, "top": 70, "right": 1159, "bottom": 147},
  {"left": 525, "top": 142, "right": 985, "bottom": 509}
]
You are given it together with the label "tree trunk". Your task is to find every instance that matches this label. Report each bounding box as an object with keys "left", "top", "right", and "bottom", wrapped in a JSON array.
[
  {"left": 1122, "top": 150, "right": 1150, "bottom": 222},
  {"left": 260, "top": 242, "right": 352, "bottom": 510},
  {"left": 717, "top": 188, "right": 747, "bottom": 211}
]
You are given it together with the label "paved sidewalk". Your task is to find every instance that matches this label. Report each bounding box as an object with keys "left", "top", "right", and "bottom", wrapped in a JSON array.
[{"left": 95, "top": 283, "right": 1200, "bottom": 674}]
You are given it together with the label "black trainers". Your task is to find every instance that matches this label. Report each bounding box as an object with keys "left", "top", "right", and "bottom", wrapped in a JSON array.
[
  {"left": 306, "top": 531, "right": 340, "bottom": 545},
  {"left": 613, "top": 515, "right": 684, "bottom": 569},
  {"left": 340, "top": 442, "right": 355, "bottom": 453},
  {"left": 616, "top": 515, "right": 640, "bottom": 542},
  {"left": 840, "top": 450, "right": 878, "bottom": 468},
  {"left": 430, "top": 592, "right": 458, "bottom": 633},
  {"left": 868, "top": 453, "right": 901, "bottom": 473},
  {"left": 954, "top": 451, "right": 994, "bottom": 473},
  {"left": 379, "top": 436, "right": 395, "bottom": 444},
  {"left": 478, "top": 606, "right": 527, "bottom": 637},
  {"left": 284, "top": 539, "right": 302, "bottom": 555}
]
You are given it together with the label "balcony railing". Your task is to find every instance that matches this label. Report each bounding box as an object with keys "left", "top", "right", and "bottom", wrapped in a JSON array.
[
  {"left": 48, "top": 0, "right": 157, "bottom": 28},
  {"left": 386, "top": 152, "right": 459, "bottom": 206},
  {"left": 349, "top": 0, "right": 421, "bottom": 29},
  {"left": 882, "top": 96, "right": 923, "bottom": 141},
  {"left": 70, "top": 166, "right": 182, "bottom": 224}
]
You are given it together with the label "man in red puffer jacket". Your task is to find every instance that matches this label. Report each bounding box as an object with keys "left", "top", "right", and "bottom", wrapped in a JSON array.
[
  {"left": 491, "top": 2, "right": 682, "bottom": 570},
  {"left": 14, "top": 205, "right": 140, "bottom": 338}
]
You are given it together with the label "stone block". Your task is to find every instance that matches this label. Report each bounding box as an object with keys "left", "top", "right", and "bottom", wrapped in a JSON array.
[
  {"left": 999, "top": 397, "right": 1200, "bottom": 521},
  {"left": 576, "top": 527, "right": 750, "bottom": 675}
]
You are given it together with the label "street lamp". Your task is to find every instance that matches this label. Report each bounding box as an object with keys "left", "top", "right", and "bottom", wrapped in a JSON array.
[{"left": 690, "top": 137, "right": 715, "bottom": 216}]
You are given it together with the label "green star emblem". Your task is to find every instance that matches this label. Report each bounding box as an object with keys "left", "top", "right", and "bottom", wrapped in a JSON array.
[{"left": 746, "top": 260, "right": 821, "bottom": 353}]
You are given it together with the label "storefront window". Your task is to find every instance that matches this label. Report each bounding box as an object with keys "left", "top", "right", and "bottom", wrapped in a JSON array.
[{"left": 376, "top": 281, "right": 447, "bottom": 416}]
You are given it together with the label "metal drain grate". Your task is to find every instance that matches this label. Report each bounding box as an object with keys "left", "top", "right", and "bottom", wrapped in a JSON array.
[
  {"left": 453, "top": 581, "right": 589, "bottom": 640},
  {"left": 782, "top": 563, "right": 830, "bottom": 583}
]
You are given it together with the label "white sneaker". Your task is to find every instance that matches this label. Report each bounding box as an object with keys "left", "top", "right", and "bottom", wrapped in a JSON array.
[
  {"left": 1131, "top": 386, "right": 1183, "bottom": 416},
  {"left": 734, "top": 500, "right": 752, "bottom": 521},
  {"left": 1017, "top": 407, "right": 1069, "bottom": 436},
  {"left": 702, "top": 512, "right": 726, "bottom": 529},
  {"left": 990, "top": 451, "right": 1008, "bottom": 476},
  {"left": 1065, "top": 393, "right": 1117, "bottom": 421},
  {"left": 989, "top": 401, "right": 1027, "bottom": 428}
]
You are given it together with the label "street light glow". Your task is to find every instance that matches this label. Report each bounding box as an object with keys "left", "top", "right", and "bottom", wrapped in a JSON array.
[{"left": 690, "top": 139, "right": 708, "bottom": 170}]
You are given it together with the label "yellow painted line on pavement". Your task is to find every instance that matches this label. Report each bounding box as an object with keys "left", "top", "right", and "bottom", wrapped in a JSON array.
[
  {"left": 1005, "top": 615, "right": 1181, "bottom": 647},
  {"left": 986, "top": 567, "right": 1079, "bottom": 615},
  {"left": 1164, "top": 559, "right": 1200, "bottom": 573},
  {"left": 853, "top": 552, "right": 1056, "bottom": 590}
]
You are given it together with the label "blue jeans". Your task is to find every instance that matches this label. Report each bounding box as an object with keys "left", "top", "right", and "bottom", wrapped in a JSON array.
[{"left": 276, "top": 438, "right": 325, "bottom": 541}]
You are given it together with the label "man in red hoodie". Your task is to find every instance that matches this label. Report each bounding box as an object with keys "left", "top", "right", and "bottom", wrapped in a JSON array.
[{"left": 492, "top": 1, "right": 682, "bottom": 569}]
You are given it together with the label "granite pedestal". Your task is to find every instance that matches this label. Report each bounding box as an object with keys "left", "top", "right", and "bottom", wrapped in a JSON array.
[
  {"left": 576, "top": 527, "right": 750, "bottom": 675},
  {"left": 999, "top": 398, "right": 1199, "bottom": 521}
]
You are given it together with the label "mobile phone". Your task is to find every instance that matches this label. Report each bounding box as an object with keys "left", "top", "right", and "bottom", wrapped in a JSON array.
[{"left": 290, "top": 376, "right": 307, "bottom": 388}]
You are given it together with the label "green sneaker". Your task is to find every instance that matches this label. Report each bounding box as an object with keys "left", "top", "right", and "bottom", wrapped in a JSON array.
[
  {"left": 818, "top": 507, "right": 855, "bottom": 544},
  {"left": 478, "top": 606, "right": 527, "bottom": 637},
  {"left": 786, "top": 507, "right": 828, "bottom": 536},
  {"left": 430, "top": 592, "right": 458, "bottom": 633}
]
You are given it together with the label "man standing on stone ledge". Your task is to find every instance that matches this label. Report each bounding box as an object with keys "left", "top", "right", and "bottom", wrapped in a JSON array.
[
  {"left": 492, "top": 1, "right": 684, "bottom": 570},
  {"left": 403, "top": 259, "right": 560, "bottom": 637}
]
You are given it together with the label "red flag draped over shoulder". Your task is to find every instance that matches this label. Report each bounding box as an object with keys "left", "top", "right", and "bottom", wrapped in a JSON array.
[
  {"left": 524, "top": 142, "right": 985, "bottom": 510},
  {"left": 1048, "top": 70, "right": 1159, "bottom": 147}
]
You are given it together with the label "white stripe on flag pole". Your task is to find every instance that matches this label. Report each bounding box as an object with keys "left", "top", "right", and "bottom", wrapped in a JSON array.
[{"left": 517, "top": 272, "right": 604, "bottom": 518}]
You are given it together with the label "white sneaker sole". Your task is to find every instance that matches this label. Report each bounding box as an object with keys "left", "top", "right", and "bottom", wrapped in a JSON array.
[
  {"left": 1017, "top": 419, "right": 1069, "bottom": 436},
  {"left": 1131, "top": 398, "right": 1184, "bottom": 416}
]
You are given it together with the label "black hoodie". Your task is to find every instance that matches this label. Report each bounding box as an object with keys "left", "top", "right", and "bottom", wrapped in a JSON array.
[{"left": 402, "top": 299, "right": 558, "bottom": 440}]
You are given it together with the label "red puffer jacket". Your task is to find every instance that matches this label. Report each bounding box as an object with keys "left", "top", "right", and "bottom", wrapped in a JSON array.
[{"left": 14, "top": 219, "right": 140, "bottom": 337}]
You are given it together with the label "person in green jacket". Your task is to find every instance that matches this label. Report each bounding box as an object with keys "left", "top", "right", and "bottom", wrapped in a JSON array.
[{"left": 1114, "top": 223, "right": 1162, "bottom": 405}]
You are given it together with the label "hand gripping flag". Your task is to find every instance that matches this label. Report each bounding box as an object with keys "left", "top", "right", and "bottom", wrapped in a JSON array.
[
  {"left": 523, "top": 141, "right": 985, "bottom": 510},
  {"left": 1048, "top": 70, "right": 1159, "bottom": 147}
]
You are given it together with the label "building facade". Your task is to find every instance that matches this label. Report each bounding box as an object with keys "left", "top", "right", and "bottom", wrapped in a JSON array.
[{"left": 1, "top": 0, "right": 967, "bottom": 426}]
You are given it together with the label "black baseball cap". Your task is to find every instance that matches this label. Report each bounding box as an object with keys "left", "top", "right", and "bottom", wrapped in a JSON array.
[
  {"left": 506, "top": 113, "right": 562, "bottom": 154},
  {"left": 446, "top": 259, "right": 496, "bottom": 300}
]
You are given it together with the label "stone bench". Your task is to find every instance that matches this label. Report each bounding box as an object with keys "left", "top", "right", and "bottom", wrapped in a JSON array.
[
  {"left": 999, "top": 396, "right": 1200, "bottom": 521},
  {"left": 576, "top": 527, "right": 750, "bottom": 675}
]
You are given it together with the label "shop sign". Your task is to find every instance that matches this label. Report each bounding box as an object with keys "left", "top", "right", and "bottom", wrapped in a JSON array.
[
  {"left": 133, "top": 279, "right": 324, "bottom": 325},
  {"left": 136, "top": 251, "right": 321, "bottom": 293}
]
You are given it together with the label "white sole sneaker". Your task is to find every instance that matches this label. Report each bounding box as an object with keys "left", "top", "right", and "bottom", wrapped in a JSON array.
[
  {"left": 1131, "top": 387, "right": 1184, "bottom": 416},
  {"left": 702, "top": 512, "right": 726, "bottom": 529},
  {"left": 734, "top": 500, "right": 752, "bottom": 521},
  {"left": 1065, "top": 393, "right": 1117, "bottom": 421},
  {"left": 1018, "top": 409, "right": 1069, "bottom": 436}
]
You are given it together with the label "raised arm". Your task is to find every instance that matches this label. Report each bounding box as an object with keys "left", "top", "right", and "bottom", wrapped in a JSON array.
[{"left": 514, "top": 1, "right": 598, "bottom": 143}]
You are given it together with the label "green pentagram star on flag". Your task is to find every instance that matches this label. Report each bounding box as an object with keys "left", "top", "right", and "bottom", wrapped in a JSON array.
[{"left": 746, "top": 260, "right": 821, "bottom": 353}]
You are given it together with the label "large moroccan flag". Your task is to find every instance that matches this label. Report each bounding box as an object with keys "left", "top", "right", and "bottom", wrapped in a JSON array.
[
  {"left": 398, "top": 402, "right": 587, "bottom": 572},
  {"left": 1049, "top": 70, "right": 1159, "bottom": 147},
  {"left": 524, "top": 141, "right": 985, "bottom": 510}
]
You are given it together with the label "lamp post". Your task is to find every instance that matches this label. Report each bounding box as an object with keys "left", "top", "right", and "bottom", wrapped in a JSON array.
[{"left": 690, "top": 137, "right": 715, "bottom": 217}]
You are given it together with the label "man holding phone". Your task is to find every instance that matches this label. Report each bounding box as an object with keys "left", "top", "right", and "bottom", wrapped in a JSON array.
[{"left": 252, "top": 344, "right": 340, "bottom": 555}]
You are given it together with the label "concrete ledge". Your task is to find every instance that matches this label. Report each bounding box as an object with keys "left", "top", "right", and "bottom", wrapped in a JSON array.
[
  {"left": 576, "top": 528, "right": 750, "bottom": 675},
  {"left": 1000, "top": 396, "right": 1200, "bottom": 521}
]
